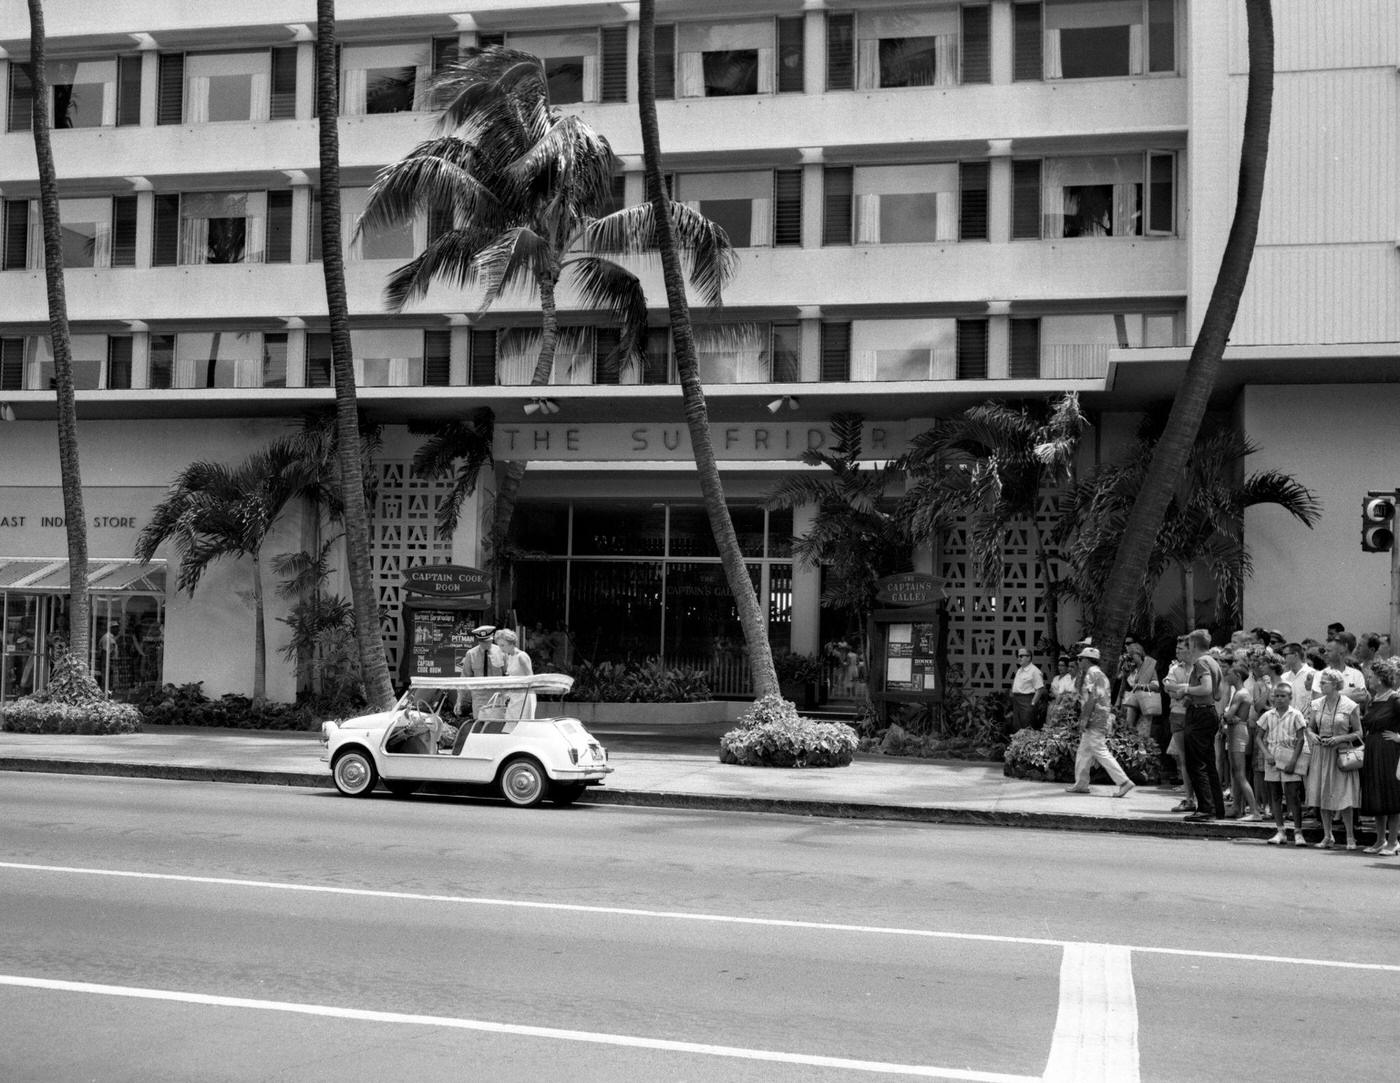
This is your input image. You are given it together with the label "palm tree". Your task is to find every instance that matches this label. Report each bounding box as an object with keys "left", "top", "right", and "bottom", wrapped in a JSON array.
[
  {"left": 135, "top": 438, "right": 310, "bottom": 703},
  {"left": 360, "top": 46, "right": 674, "bottom": 550},
  {"left": 316, "top": 0, "right": 396, "bottom": 711},
  {"left": 1057, "top": 426, "right": 1319, "bottom": 632},
  {"left": 765, "top": 413, "right": 910, "bottom": 653},
  {"left": 898, "top": 394, "right": 1087, "bottom": 649},
  {"left": 637, "top": 0, "right": 778, "bottom": 698},
  {"left": 408, "top": 407, "right": 495, "bottom": 541},
  {"left": 1091, "top": 0, "right": 1274, "bottom": 668},
  {"left": 26, "top": 0, "right": 90, "bottom": 666}
]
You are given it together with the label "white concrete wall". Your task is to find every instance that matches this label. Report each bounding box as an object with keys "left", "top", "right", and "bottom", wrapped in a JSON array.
[{"left": 1241, "top": 384, "right": 1399, "bottom": 640}]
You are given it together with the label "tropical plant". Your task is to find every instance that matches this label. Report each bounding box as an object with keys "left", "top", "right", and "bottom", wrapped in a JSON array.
[
  {"left": 765, "top": 412, "right": 910, "bottom": 654},
  {"left": 1057, "top": 425, "right": 1319, "bottom": 631},
  {"left": 408, "top": 407, "right": 496, "bottom": 540},
  {"left": 315, "top": 0, "right": 396, "bottom": 712},
  {"left": 899, "top": 394, "right": 1086, "bottom": 648},
  {"left": 24, "top": 0, "right": 90, "bottom": 663},
  {"left": 0, "top": 646, "right": 141, "bottom": 734},
  {"left": 637, "top": 0, "right": 779, "bottom": 699},
  {"left": 135, "top": 438, "right": 310, "bottom": 703},
  {"left": 273, "top": 536, "right": 363, "bottom": 713},
  {"left": 1091, "top": 0, "right": 1274, "bottom": 672},
  {"left": 719, "top": 694, "right": 858, "bottom": 768}
]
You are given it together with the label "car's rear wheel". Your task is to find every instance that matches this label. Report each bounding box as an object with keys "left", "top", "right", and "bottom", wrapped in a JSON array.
[
  {"left": 332, "top": 749, "right": 378, "bottom": 797},
  {"left": 499, "top": 756, "right": 549, "bottom": 808},
  {"left": 550, "top": 783, "right": 587, "bottom": 807},
  {"left": 384, "top": 779, "right": 422, "bottom": 798}
]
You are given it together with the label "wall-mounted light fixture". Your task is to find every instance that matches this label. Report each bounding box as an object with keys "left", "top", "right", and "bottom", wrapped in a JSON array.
[
  {"left": 0, "top": 402, "right": 16, "bottom": 422},
  {"left": 523, "top": 398, "right": 560, "bottom": 416},
  {"left": 766, "top": 395, "right": 799, "bottom": 414}
]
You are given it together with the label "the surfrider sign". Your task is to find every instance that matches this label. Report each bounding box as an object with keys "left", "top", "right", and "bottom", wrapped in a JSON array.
[{"left": 492, "top": 421, "right": 908, "bottom": 461}]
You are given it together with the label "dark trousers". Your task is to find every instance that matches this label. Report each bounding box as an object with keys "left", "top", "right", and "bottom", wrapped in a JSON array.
[
  {"left": 1010, "top": 692, "right": 1037, "bottom": 730},
  {"left": 1182, "top": 706, "right": 1226, "bottom": 817}
]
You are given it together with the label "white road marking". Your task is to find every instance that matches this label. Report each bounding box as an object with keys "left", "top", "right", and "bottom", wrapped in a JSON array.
[
  {"left": 2, "top": 861, "right": 1398, "bottom": 974},
  {"left": 0, "top": 974, "right": 1037, "bottom": 1082},
  {"left": 1042, "top": 944, "right": 1140, "bottom": 1083}
]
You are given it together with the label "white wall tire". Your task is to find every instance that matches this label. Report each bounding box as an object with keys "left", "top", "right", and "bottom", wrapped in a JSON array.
[
  {"left": 499, "top": 756, "right": 549, "bottom": 808},
  {"left": 332, "top": 749, "right": 378, "bottom": 797}
]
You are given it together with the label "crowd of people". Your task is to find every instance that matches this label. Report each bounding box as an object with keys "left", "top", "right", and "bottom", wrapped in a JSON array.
[{"left": 1022, "top": 624, "right": 1400, "bottom": 850}]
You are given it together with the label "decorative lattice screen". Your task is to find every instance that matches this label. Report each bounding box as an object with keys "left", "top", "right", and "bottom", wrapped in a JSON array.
[
  {"left": 938, "top": 488, "right": 1065, "bottom": 695},
  {"left": 371, "top": 461, "right": 454, "bottom": 673}
]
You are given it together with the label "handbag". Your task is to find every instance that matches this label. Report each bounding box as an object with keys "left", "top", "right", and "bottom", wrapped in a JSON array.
[
  {"left": 1337, "top": 744, "right": 1365, "bottom": 772},
  {"left": 1278, "top": 730, "right": 1312, "bottom": 776}
]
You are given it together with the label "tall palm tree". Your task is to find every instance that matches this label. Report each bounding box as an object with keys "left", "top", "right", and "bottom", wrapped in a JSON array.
[
  {"left": 26, "top": 0, "right": 90, "bottom": 665},
  {"left": 765, "top": 413, "right": 910, "bottom": 651},
  {"left": 316, "top": 0, "right": 395, "bottom": 711},
  {"left": 361, "top": 47, "right": 689, "bottom": 550},
  {"left": 637, "top": 0, "right": 778, "bottom": 698},
  {"left": 899, "top": 394, "right": 1086, "bottom": 648},
  {"left": 1092, "top": 0, "right": 1274, "bottom": 667},
  {"left": 135, "top": 438, "right": 310, "bottom": 703},
  {"left": 1057, "top": 426, "right": 1319, "bottom": 631},
  {"left": 408, "top": 407, "right": 495, "bottom": 541}
]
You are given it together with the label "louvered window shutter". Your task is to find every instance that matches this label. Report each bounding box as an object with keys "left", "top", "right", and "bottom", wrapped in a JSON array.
[
  {"left": 825, "top": 13, "right": 854, "bottom": 90},
  {"left": 7, "top": 62, "right": 33, "bottom": 133},
  {"left": 305, "top": 333, "right": 332, "bottom": 388},
  {"left": 962, "top": 6, "right": 991, "bottom": 85},
  {"left": 1009, "top": 318, "right": 1041, "bottom": 379},
  {"left": 600, "top": 26, "right": 628, "bottom": 102},
  {"left": 956, "top": 319, "right": 989, "bottom": 379},
  {"left": 157, "top": 53, "right": 184, "bottom": 124},
  {"left": 423, "top": 329, "right": 452, "bottom": 386},
  {"left": 773, "top": 170, "right": 802, "bottom": 247},
  {"left": 477, "top": 33, "right": 506, "bottom": 49},
  {"left": 959, "top": 161, "right": 989, "bottom": 241},
  {"left": 117, "top": 55, "right": 142, "bottom": 125},
  {"left": 3, "top": 200, "right": 30, "bottom": 269},
  {"left": 1011, "top": 160, "right": 1042, "bottom": 240},
  {"left": 594, "top": 326, "right": 622, "bottom": 385},
  {"left": 266, "top": 191, "right": 293, "bottom": 263},
  {"left": 777, "top": 17, "right": 804, "bottom": 92},
  {"left": 0, "top": 338, "right": 23, "bottom": 391},
  {"left": 152, "top": 194, "right": 180, "bottom": 265},
  {"left": 107, "top": 337, "right": 133, "bottom": 389},
  {"left": 1013, "top": 3, "right": 1043, "bottom": 82},
  {"left": 822, "top": 167, "right": 852, "bottom": 246},
  {"left": 111, "top": 196, "right": 138, "bottom": 267},
  {"left": 270, "top": 47, "right": 297, "bottom": 118},
  {"left": 432, "top": 36, "right": 459, "bottom": 73},
  {"left": 820, "top": 322, "right": 850, "bottom": 382},
  {"left": 469, "top": 329, "right": 497, "bottom": 385},
  {"left": 643, "top": 327, "right": 671, "bottom": 384},
  {"left": 653, "top": 24, "right": 675, "bottom": 100}
]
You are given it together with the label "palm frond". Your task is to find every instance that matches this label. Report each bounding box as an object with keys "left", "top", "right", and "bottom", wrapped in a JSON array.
[{"left": 564, "top": 256, "right": 649, "bottom": 362}]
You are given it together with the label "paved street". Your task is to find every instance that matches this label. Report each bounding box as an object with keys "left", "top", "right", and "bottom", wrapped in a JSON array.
[{"left": 2, "top": 773, "right": 1398, "bottom": 1081}]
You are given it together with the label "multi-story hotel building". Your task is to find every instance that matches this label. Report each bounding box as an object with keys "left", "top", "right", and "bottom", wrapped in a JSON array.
[{"left": 0, "top": 1, "right": 1396, "bottom": 704}]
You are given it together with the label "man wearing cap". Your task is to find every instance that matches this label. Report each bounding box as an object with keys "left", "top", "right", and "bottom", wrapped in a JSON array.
[
  {"left": 1064, "top": 646, "right": 1135, "bottom": 798},
  {"left": 455, "top": 624, "right": 504, "bottom": 716}
]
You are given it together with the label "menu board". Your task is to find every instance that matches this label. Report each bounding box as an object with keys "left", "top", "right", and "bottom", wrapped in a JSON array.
[
  {"left": 408, "top": 609, "right": 478, "bottom": 678},
  {"left": 883, "top": 621, "right": 939, "bottom": 694}
]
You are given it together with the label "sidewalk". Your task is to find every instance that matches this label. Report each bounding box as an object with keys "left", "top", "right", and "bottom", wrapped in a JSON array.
[{"left": 0, "top": 723, "right": 1279, "bottom": 840}]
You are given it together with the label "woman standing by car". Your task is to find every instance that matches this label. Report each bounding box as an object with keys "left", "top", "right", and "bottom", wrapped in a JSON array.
[
  {"left": 1359, "top": 657, "right": 1400, "bottom": 855},
  {"left": 494, "top": 628, "right": 536, "bottom": 718},
  {"left": 1306, "top": 668, "right": 1364, "bottom": 849}
]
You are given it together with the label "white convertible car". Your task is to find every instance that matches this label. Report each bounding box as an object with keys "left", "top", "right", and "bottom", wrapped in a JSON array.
[{"left": 319, "top": 674, "right": 611, "bottom": 807}]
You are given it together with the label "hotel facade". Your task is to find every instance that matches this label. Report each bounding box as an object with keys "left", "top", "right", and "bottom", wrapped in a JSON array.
[{"left": 0, "top": 0, "right": 1396, "bottom": 704}]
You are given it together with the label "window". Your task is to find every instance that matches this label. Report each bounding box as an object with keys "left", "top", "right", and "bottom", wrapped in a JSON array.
[
  {"left": 851, "top": 318, "right": 957, "bottom": 381},
  {"left": 692, "top": 322, "right": 771, "bottom": 383},
  {"left": 857, "top": 7, "right": 961, "bottom": 89},
  {"left": 1042, "top": 0, "right": 1176, "bottom": 80},
  {"left": 497, "top": 328, "right": 593, "bottom": 385},
  {"left": 341, "top": 187, "right": 420, "bottom": 261},
  {"left": 0, "top": 197, "right": 126, "bottom": 269},
  {"left": 771, "top": 322, "right": 802, "bottom": 381},
  {"left": 350, "top": 328, "right": 424, "bottom": 386},
  {"left": 1009, "top": 318, "right": 1040, "bottom": 378},
  {"left": 50, "top": 58, "right": 117, "bottom": 128},
  {"left": 262, "top": 332, "right": 288, "bottom": 388},
  {"left": 676, "top": 20, "right": 786, "bottom": 98},
  {"left": 959, "top": 162, "right": 989, "bottom": 241},
  {"left": 955, "top": 319, "right": 988, "bottom": 379},
  {"left": 674, "top": 171, "right": 774, "bottom": 247},
  {"left": 11, "top": 333, "right": 109, "bottom": 390},
  {"left": 508, "top": 30, "right": 600, "bottom": 104},
  {"left": 1037, "top": 311, "right": 1180, "bottom": 377},
  {"left": 341, "top": 43, "right": 427, "bottom": 115},
  {"left": 6, "top": 62, "right": 34, "bottom": 133},
  {"left": 174, "top": 192, "right": 267, "bottom": 264},
  {"left": 820, "top": 321, "right": 851, "bottom": 381},
  {"left": 57, "top": 197, "right": 115, "bottom": 267},
  {"left": 184, "top": 51, "right": 272, "bottom": 122},
  {"left": 168, "top": 331, "right": 266, "bottom": 388},
  {"left": 852, "top": 164, "right": 958, "bottom": 243},
  {"left": 305, "top": 332, "right": 332, "bottom": 388},
  {"left": 1012, "top": 153, "right": 1176, "bottom": 239}
]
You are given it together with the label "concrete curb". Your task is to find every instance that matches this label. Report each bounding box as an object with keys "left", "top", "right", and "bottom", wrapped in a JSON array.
[{"left": 1, "top": 756, "right": 1280, "bottom": 839}]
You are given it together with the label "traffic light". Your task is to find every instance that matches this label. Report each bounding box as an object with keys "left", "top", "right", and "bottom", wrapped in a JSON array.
[{"left": 1362, "top": 492, "right": 1395, "bottom": 552}]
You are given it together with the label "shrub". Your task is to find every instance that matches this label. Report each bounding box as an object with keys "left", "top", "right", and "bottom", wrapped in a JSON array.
[
  {"left": 566, "top": 659, "right": 713, "bottom": 703},
  {"left": 128, "top": 681, "right": 320, "bottom": 731},
  {"left": 719, "top": 694, "right": 858, "bottom": 768},
  {"left": 1, "top": 649, "right": 141, "bottom": 734},
  {"left": 772, "top": 651, "right": 825, "bottom": 685},
  {"left": 1002, "top": 706, "right": 1161, "bottom": 785}
]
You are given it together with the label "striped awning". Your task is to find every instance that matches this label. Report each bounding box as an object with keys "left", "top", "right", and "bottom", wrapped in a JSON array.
[{"left": 0, "top": 559, "right": 166, "bottom": 594}]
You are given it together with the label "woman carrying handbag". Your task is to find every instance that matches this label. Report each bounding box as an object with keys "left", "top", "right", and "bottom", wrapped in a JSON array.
[{"left": 1306, "top": 668, "right": 1364, "bottom": 850}]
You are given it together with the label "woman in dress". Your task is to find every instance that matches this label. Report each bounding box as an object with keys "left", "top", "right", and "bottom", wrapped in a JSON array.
[
  {"left": 1221, "top": 663, "right": 1263, "bottom": 819},
  {"left": 1306, "top": 668, "right": 1364, "bottom": 849},
  {"left": 1050, "top": 655, "right": 1078, "bottom": 700},
  {"left": 493, "top": 629, "right": 536, "bottom": 718},
  {"left": 1359, "top": 657, "right": 1400, "bottom": 855},
  {"left": 1117, "top": 643, "right": 1161, "bottom": 733}
]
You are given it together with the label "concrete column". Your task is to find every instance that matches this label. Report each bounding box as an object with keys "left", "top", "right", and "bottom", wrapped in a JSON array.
[
  {"left": 295, "top": 41, "right": 315, "bottom": 119},
  {"left": 987, "top": 142, "right": 1012, "bottom": 244},
  {"left": 284, "top": 326, "right": 306, "bottom": 388},
  {"left": 129, "top": 330, "right": 150, "bottom": 390},
  {"left": 799, "top": 149, "right": 824, "bottom": 250},
  {"left": 987, "top": 314, "right": 1010, "bottom": 379},
  {"left": 133, "top": 188, "right": 154, "bottom": 269},
  {"left": 797, "top": 307, "right": 821, "bottom": 381},
  {"left": 803, "top": 6, "right": 827, "bottom": 94},
  {"left": 289, "top": 183, "right": 310, "bottom": 264},
  {"left": 0, "top": 61, "right": 9, "bottom": 132},
  {"left": 139, "top": 49, "right": 158, "bottom": 126},
  {"left": 990, "top": 0, "right": 1014, "bottom": 85},
  {"left": 449, "top": 315, "right": 470, "bottom": 385},
  {"left": 790, "top": 502, "right": 821, "bottom": 655}
]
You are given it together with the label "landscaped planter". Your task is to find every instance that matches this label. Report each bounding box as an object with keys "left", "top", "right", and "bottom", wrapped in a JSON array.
[{"left": 564, "top": 700, "right": 748, "bottom": 726}]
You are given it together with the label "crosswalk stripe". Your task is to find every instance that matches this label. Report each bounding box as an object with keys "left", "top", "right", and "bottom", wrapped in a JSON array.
[{"left": 1042, "top": 943, "right": 1140, "bottom": 1083}]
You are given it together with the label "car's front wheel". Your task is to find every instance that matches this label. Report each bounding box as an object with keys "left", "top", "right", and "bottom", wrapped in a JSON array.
[
  {"left": 332, "top": 749, "right": 378, "bottom": 797},
  {"left": 499, "top": 756, "right": 549, "bottom": 808}
]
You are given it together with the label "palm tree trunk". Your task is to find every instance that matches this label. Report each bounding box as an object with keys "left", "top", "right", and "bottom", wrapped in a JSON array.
[
  {"left": 316, "top": 0, "right": 395, "bottom": 710},
  {"left": 251, "top": 545, "right": 266, "bottom": 704},
  {"left": 1091, "top": 0, "right": 1273, "bottom": 670},
  {"left": 1182, "top": 563, "right": 1196, "bottom": 629},
  {"left": 637, "top": 0, "right": 778, "bottom": 699},
  {"left": 27, "top": 0, "right": 90, "bottom": 667}
]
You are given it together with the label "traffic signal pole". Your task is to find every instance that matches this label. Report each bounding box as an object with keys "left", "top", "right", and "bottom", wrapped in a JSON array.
[{"left": 1392, "top": 489, "right": 1400, "bottom": 650}]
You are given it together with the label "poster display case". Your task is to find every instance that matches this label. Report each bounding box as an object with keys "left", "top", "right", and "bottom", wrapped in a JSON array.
[{"left": 868, "top": 573, "right": 948, "bottom": 721}]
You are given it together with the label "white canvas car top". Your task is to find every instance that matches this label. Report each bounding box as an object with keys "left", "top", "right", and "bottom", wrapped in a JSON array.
[{"left": 406, "top": 674, "right": 575, "bottom": 696}]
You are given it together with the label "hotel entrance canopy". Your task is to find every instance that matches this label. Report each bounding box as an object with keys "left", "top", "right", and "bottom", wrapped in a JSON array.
[{"left": 0, "top": 559, "right": 167, "bottom": 594}]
